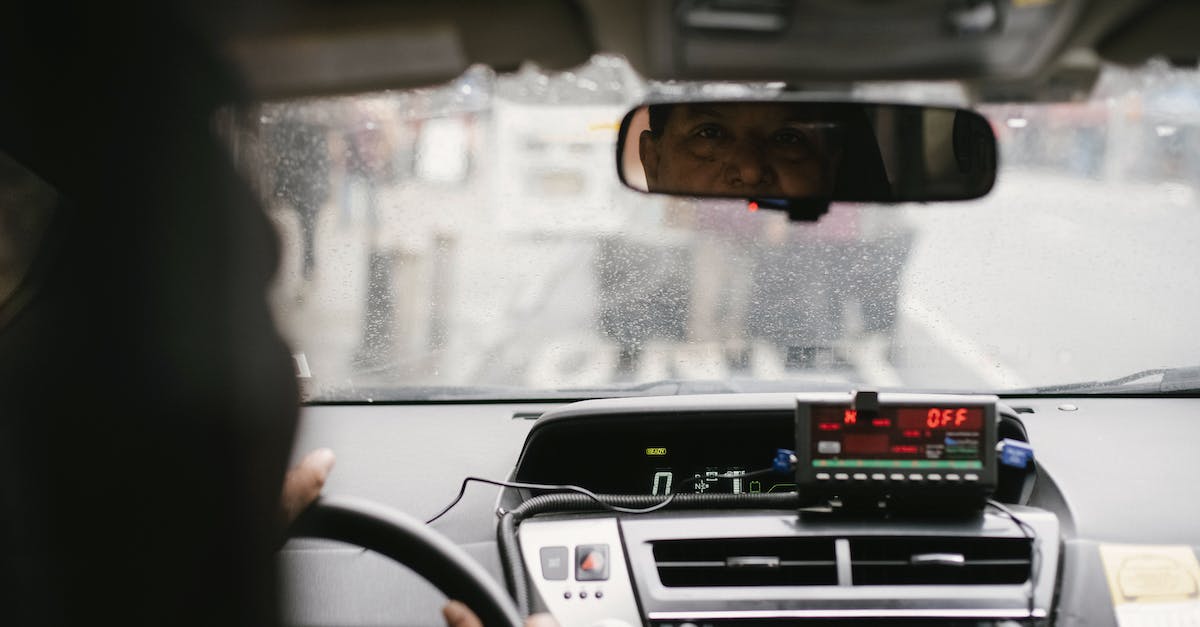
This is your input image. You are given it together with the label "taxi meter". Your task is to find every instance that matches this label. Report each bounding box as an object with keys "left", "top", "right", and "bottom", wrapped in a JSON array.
[{"left": 796, "top": 391, "right": 998, "bottom": 514}]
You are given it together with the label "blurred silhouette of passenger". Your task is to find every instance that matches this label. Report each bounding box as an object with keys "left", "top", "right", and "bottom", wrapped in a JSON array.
[{"left": 265, "top": 116, "right": 331, "bottom": 281}]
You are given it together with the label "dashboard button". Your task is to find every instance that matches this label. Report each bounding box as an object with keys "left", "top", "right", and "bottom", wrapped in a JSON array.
[
  {"left": 908, "top": 473, "right": 924, "bottom": 482},
  {"left": 834, "top": 473, "right": 850, "bottom": 481},
  {"left": 576, "top": 545, "right": 610, "bottom": 581},
  {"left": 853, "top": 473, "right": 868, "bottom": 481},
  {"left": 871, "top": 473, "right": 887, "bottom": 481},
  {"left": 594, "top": 590, "right": 604, "bottom": 599},
  {"left": 927, "top": 473, "right": 942, "bottom": 482},
  {"left": 889, "top": 473, "right": 906, "bottom": 482},
  {"left": 945, "top": 473, "right": 961, "bottom": 482},
  {"left": 815, "top": 472, "right": 831, "bottom": 481},
  {"left": 540, "top": 546, "right": 568, "bottom": 581},
  {"left": 579, "top": 590, "right": 588, "bottom": 599},
  {"left": 964, "top": 473, "right": 980, "bottom": 482}
]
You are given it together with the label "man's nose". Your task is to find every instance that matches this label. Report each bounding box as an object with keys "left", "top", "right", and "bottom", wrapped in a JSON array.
[{"left": 727, "top": 139, "right": 772, "bottom": 187}]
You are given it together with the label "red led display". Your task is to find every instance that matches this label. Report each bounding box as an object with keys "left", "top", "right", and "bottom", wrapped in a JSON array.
[
  {"left": 843, "top": 434, "right": 890, "bottom": 455},
  {"left": 809, "top": 404, "right": 985, "bottom": 462},
  {"left": 896, "top": 407, "right": 983, "bottom": 431}
]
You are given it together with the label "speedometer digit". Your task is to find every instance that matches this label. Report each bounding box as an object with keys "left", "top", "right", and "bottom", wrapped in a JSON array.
[{"left": 651, "top": 471, "right": 673, "bottom": 495}]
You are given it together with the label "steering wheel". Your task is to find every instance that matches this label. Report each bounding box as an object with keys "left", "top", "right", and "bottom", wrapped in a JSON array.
[{"left": 289, "top": 495, "right": 523, "bottom": 627}]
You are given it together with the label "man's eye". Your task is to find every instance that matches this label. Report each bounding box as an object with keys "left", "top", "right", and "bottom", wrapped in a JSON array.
[
  {"left": 773, "top": 130, "right": 807, "bottom": 145},
  {"left": 693, "top": 125, "right": 724, "bottom": 139}
]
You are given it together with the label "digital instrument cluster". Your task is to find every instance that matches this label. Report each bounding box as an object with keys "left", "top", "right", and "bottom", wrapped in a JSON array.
[
  {"left": 513, "top": 411, "right": 795, "bottom": 495},
  {"left": 643, "top": 457, "right": 793, "bottom": 496}
]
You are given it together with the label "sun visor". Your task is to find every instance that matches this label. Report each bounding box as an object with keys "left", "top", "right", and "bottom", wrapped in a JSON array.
[
  {"left": 621, "top": 0, "right": 1086, "bottom": 84},
  {"left": 1097, "top": 0, "right": 1200, "bottom": 67},
  {"left": 218, "top": 1, "right": 595, "bottom": 99}
]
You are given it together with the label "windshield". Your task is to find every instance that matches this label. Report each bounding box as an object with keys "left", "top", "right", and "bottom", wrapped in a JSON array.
[{"left": 229, "top": 57, "right": 1200, "bottom": 401}]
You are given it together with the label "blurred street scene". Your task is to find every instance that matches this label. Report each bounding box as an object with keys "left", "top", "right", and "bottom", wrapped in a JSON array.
[{"left": 232, "top": 57, "right": 1200, "bottom": 399}]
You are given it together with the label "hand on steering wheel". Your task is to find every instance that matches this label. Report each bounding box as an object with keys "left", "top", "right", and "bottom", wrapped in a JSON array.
[
  {"left": 289, "top": 494, "right": 525, "bottom": 626},
  {"left": 281, "top": 448, "right": 336, "bottom": 524},
  {"left": 282, "top": 451, "right": 553, "bottom": 626},
  {"left": 444, "top": 600, "right": 557, "bottom": 627}
]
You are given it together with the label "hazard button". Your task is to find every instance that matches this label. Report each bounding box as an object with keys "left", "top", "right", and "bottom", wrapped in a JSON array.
[{"left": 575, "top": 544, "right": 610, "bottom": 581}]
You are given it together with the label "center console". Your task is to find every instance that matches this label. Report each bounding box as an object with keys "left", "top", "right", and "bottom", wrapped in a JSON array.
[{"left": 504, "top": 392, "right": 1056, "bottom": 627}]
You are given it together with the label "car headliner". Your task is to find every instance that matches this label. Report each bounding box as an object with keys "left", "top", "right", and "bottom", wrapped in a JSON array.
[{"left": 198, "top": 0, "right": 1199, "bottom": 102}]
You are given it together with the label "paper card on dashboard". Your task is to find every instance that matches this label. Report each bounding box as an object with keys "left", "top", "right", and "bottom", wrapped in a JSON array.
[{"left": 1099, "top": 543, "right": 1200, "bottom": 627}]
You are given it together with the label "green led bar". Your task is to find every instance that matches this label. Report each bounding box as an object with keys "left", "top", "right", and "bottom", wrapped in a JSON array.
[{"left": 813, "top": 459, "right": 983, "bottom": 469}]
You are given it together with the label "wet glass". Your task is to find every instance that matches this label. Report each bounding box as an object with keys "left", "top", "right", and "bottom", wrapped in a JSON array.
[{"left": 227, "top": 56, "right": 1200, "bottom": 401}]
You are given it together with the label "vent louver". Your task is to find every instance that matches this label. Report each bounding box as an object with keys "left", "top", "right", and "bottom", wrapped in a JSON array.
[
  {"left": 849, "top": 536, "right": 1032, "bottom": 586},
  {"left": 651, "top": 536, "right": 1033, "bottom": 588},
  {"left": 652, "top": 537, "right": 837, "bottom": 587}
]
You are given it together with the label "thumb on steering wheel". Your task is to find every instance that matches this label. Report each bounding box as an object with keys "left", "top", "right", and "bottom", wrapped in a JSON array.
[{"left": 443, "top": 601, "right": 558, "bottom": 627}]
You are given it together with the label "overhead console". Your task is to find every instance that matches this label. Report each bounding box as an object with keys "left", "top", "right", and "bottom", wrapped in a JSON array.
[
  {"left": 628, "top": 0, "right": 1086, "bottom": 83},
  {"left": 505, "top": 392, "right": 1054, "bottom": 627}
]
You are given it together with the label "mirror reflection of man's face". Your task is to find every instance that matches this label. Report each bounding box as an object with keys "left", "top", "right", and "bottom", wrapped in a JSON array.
[{"left": 639, "top": 103, "right": 841, "bottom": 198}]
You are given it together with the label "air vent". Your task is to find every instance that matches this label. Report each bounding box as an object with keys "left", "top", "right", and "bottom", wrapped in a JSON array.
[
  {"left": 652, "top": 537, "right": 837, "bottom": 587},
  {"left": 681, "top": 0, "right": 792, "bottom": 33},
  {"left": 849, "top": 536, "right": 1032, "bottom": 585}
]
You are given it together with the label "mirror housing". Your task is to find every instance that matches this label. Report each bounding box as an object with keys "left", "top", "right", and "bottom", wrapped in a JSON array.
[{"left": 617, "top": 100, "right": 997, "bottom": 220}]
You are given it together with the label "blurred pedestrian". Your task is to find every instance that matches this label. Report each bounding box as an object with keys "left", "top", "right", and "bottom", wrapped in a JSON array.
[{"left": 265, "top": 115, "right": 332, "bottom": 281}]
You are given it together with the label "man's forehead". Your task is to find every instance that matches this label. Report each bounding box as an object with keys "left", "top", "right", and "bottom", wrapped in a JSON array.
[{"left": 672, "top": 103, "right": 827, "bottom": 125}]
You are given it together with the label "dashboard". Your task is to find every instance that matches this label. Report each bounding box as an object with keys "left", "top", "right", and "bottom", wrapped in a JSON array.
[
  {"left": 514, "top": 410, "right": 798, "bottom": 496},
  {"left": 513, "top": 393, "right": 1033, "bottom": 506},
  {"left": 506, "top": 393, "right": 1047, "bottom": 626},
  {"left": 281, "top": 394, "right": 1200, "bottom": 627}
]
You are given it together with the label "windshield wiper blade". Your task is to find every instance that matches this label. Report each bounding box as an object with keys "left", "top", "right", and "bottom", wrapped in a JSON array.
[
  {"left": 1011, "top": 366, "right": 1200, "bottom": 395},
  {"left": 553, "top": 378, "right": 739, "bottom": 396},
  {"left": 556, "top": 377, "right": 869, "bottom": 396},
  {"left": 306, "top": 379, "right": 741, "bottom": 402},
  {"left": 304, "top": 383, "right": 562, "bottom": 402}
]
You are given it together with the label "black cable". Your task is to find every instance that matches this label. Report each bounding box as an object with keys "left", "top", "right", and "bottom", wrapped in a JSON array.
[
  {"left": 426, "top": 466, "right": 778, "bottom": 525},
  {"left": 425, "top": 477, "right": 675, "bottom": 525},
  {"left": 509, "top": 490, "right": 799, "bottom": 520},
  {"left": 497, "top": 508, "right": 526, "bottom": 615},
  {"left": 420, "top": 461, "right": 789, "bottom": 615},
  {"left": 988, "top": 499, "right": 1041, "bottom": 621}
]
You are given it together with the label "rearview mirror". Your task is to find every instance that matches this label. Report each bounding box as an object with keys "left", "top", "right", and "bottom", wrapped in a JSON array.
[{"left": 617, "top": 101, "right": 997, "bottom": 218}]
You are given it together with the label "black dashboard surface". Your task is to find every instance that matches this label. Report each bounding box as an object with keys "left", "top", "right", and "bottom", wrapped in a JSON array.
[
  {"left": 512, "top": 394, "right": 1030, "bottom": 505},
  {"left": 282, "top": 394, "right": 1200, "bottom": 626},
  {"left": 514, "top": 410, "right": 798, "bottom": 496}
]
